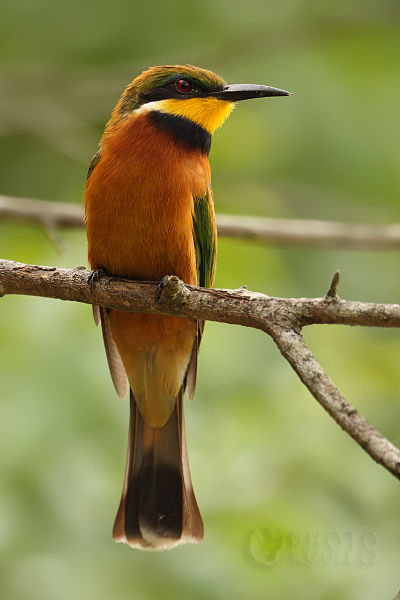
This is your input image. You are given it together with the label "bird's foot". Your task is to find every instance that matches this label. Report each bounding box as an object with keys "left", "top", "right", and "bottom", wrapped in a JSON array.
[{"left": 88, "top": 267, "right": 108, "bottom": 292}]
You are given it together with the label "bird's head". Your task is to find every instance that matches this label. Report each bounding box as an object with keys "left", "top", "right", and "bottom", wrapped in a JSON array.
[{"left": 110, "top": 64, "right": 291, "bottom": 135}]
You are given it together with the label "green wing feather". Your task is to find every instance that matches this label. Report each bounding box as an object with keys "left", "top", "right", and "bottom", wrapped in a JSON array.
[
  {"left": 192, "top": 185, "right": 217, "bottom": 289},
  {"left": 87, "top": 150, "right": 102, "bottom": 179},
  {"left": 186, "top": 185, "right": 217, "bottom": 399}
]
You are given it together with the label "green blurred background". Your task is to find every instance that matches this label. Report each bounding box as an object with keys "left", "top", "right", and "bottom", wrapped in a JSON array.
[{"left": 1, "top": 1, "right": 400, "bottom": 598}]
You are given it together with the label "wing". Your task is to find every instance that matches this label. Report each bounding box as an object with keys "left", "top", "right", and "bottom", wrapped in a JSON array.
[
  {"left": 87, "top": 151, "right": 128, "bottom": 397},
  {"left": 192, "top": 184, "right": 217, "bottom": 290},
  {"left": 87, "top": 150, "right": 102, "bottom": 180},
  {"left": 95, "top": 306, "right": 129, "bottom": 399},
  {"left": 186, "top": 185, "right": 217, "bottom": 399}
]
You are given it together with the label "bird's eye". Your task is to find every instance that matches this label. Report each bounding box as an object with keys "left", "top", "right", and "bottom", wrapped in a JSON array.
[{"left": 176, "top": 79, "right": 192, "bottom": 93}]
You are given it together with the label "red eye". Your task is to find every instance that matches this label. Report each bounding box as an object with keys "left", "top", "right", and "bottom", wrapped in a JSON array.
[{"left": 176, "top": 79, "right": 192, "bottom": 93}]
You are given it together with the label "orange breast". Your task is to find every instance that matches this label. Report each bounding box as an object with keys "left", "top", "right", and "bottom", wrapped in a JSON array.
[{"left": 84, "top": 111, "right": 211, "bottom": 286}]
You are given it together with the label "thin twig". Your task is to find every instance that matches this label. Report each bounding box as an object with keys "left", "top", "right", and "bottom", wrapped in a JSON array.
[
  {"left": 324, "top": 270, "right": 341, "bottom": 299},
  {"left": 0, "top": 195, "right": 84, "bottom": 227},
  {"left": 216, "top": 214, "right": 400, "bottom": 249},
  {"left": 2, "top": 194, "right": 400, "bottom": 250}
]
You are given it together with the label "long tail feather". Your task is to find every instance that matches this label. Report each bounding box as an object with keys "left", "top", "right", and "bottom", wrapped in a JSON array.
[{"left": 112, "top": 390, "right": 203, "bottom": 550}]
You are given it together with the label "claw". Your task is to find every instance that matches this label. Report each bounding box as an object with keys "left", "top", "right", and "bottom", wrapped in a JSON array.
[
  {"left": 88, "top": 267, "right": 107, "bottom": 291},
  {"left": 156, "top": 275, "right": 170, "bottom": 300}
]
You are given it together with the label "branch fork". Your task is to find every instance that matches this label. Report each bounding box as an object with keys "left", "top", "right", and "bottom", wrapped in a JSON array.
[{"left": 1, "top": 257, "right": 400, "bottom": 481}]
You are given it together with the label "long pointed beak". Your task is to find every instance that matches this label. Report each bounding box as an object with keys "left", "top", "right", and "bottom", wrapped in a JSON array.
[{"left": 212, "top": 84, "right": 291, "bottom": 101}]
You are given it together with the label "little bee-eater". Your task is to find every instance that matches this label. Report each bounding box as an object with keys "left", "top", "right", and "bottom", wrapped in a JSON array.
[{"left": 84, "top": 64, "right": 290, "bottom": 550}]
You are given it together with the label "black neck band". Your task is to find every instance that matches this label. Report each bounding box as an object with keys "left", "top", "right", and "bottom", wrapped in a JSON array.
[{"left": 149, "top": 110, "right": 211, "bottom": 155}]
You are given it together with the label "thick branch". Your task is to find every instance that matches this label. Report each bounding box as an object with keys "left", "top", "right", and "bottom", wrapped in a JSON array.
[
  {"left": 2, "top": 259, "right": 400, "bottom": 330},
  {"left": 1, "top": 257, "right": 400, "bottom": 481},
  {"left": 2, "top": 194, "right": 400, "bottom": 250}
]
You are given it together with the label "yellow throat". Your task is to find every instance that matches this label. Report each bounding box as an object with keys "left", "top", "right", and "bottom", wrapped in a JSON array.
[{"left": 139, "top": 96, "right": 235, "bottom": 134}]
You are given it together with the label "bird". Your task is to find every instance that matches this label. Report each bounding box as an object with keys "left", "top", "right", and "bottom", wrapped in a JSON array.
[{"left": 84, "top": 64, "right": 290, "bottom": 550}]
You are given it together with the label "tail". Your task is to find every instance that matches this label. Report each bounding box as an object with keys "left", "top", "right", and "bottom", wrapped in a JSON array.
[{"left": 112, "top": 389, "right": 204, "bottom": 550}]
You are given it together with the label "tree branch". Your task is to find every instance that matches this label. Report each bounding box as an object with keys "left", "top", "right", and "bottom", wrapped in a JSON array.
[
  {"left": 272, "top": 325, "right": 400, "bottom": 477},
  {"left": 0, "top": 194, "right": 84, "bottom": 228},
  {"left": 1, "top": 257, "right": 400, "bottom": 481},
  {"left": 2, "top": 194, "right": 400, "bottom": 250}
]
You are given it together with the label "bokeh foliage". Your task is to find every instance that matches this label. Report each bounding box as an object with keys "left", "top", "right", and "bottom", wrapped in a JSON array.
[{"left": 1, "top": 1, "right": 400, "bottom": 599}]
